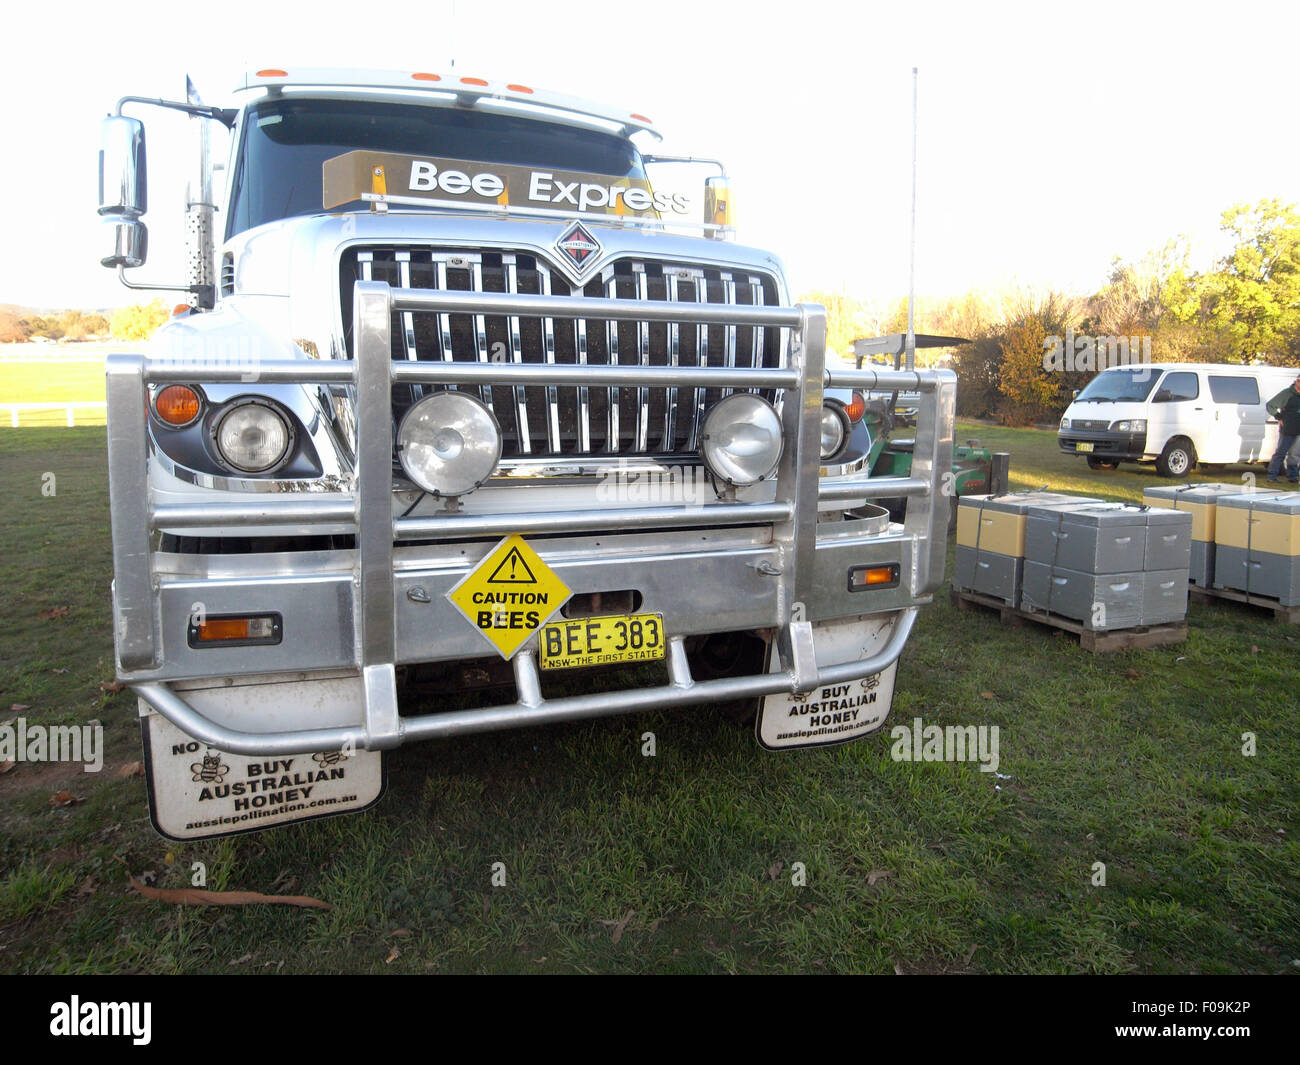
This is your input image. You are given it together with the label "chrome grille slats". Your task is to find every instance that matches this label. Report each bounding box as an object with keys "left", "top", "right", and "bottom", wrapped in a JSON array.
[
  {"left": 340, "top": 246, "right": 781, "bottom": 465},
  {"left": 662, "top": 271, "right": 680, "bottom": 451},
  {"left": 634, "top": 265, "right": 650, "bottom": 453},
  {"left": 603, "top": 269, "right": 620, "bottom": 454},
  {"left": 467, "top": 258, "right": 496, "bottom": 413},
  {"left": 535, "top": 261, "right": 563, "bottom": 453},
  {"left": 502, "top": 255, "right": 532, "bottom": 454}
]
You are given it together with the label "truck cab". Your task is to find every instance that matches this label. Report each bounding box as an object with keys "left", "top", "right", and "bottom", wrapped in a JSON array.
[{"left": 98, "top": 69, "right": 956, "bottom": 839}]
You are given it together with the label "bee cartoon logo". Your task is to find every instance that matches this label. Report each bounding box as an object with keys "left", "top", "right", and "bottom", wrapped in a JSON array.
[
  {"left": 860, "top": 674, "right": 881, "bottom": 693},
  {"left": 191, "top": 751, "right": 230, "bottom": 784},
  {"left": 312, "top": 749, "right": 350, "bottom": 768}
]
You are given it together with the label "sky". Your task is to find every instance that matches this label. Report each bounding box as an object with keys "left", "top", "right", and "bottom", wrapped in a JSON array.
[{"left": 2, "top": 0, "right": 1298, "bottom": 312}]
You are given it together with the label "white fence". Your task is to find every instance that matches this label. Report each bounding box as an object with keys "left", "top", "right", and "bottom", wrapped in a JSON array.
[{"left": 1, "top": 402, "right": 108, "bottom": 427}]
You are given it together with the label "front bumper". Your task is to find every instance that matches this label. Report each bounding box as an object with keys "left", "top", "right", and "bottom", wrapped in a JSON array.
[
  {"left": 107, "top": 282, "right": 955, "bottom": 755},
  {"left": 1058, "top": 428, "right": 1147, "bottom": 460}
]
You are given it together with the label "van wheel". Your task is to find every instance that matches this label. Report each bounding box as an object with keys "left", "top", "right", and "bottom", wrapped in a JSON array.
[
  {"left": 1156, "top": 439, "right": 1196, "bottom": 478},
  {"left": 1085, "top": 457, "right": 1120, "bottom": 471}
]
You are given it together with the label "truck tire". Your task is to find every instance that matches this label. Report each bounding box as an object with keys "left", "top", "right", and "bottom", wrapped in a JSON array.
[
  {"left": 1156, "top": 438, "right": 1196, "bottom": 478},
  {"left": 1085, "top": 457, "right": 1120, "bottom": 471}
]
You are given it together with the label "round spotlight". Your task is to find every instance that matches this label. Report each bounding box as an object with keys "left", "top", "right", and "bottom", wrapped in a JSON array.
[
  {"left": 700, "top": 393, "right": 783, "bottom": 486},
  {"left": 214, "top": 400, "right": 291, "bottom": 472},
  {"left": 397, "top": 391, "right": 501, "bottom": 496},
  {"left": 820, "top": 403, "right": 849, "bottom": 460}
]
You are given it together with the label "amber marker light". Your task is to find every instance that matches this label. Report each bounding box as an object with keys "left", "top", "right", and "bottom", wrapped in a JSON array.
[
  {"left": 843, "top": 391, "right": 867, "bottom": 423},
  {"left": 256, "top": 68, "right": 288, "bottom": 77},
  {"left": 153, "top": 385, "right": 201, "bottom": 427},
  {"left": 411, "top": 72, "right": 441, "bottom": 81},
  {"left": 847, "top": 564, "right": 900, "bottom": 592},
  {"left": 189, "top": 613, "right": 281, "bottom": 648},
  {"left": 460, "top": 77, "right": 489, "bottom": 87},
  {"left": 506, "top": 84, "right": 534, "bottom": 94}
]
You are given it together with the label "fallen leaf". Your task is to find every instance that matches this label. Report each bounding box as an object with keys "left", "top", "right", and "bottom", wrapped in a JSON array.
[
  {"left": 99, "top": 680, "right": 125, "bottom": 694},
  {"left": 1124, "top": 669, "right": 1140, "bottom": 680},
  {"left": 119, "top": 762, "right": 145, "bottom": 778},
  {"left": 119, "top": 862, "right": 331, "bottom": 911},
  {"left": 9, "top": 705, "right": 30, "bottom": 713},
  {"left": 164, "top": 852, "right": 175, "bottom": 866},
  {"left": 964, "top": 945, "right": 977, "bottom": 965},
  {"left": 894, "top": 962, "right": 905, "bottom": 975},
  {"left": 980, "top": 691, "right": 994, "bottom": 699},
  {"left": 38, "top": 606, "right": 70, "bottom": 620},
  {"left": 767, "top": 860, "right": 784, "bottom": 881},
  {"left": 385, "top": 948, "right": 401, "bottom": 964},
  {"left": 610, "top": 908, "right": 635, "bottom": 946},
  {"left": 77, "top": 876, "right": 97, "bottom": 897},
  {"left": 228, "top": 954, "right": 253, "bottom": 966},
  {"left": 389, "top": 928, "right": 411, "bottom": 938},
  {"left": 1251, "top": 645, "right": 1260, "bottom": 654},
  {"left": 48, "top": 790, "right": 84, "bottom": 808},
  {"left": 0, "top": 761, "right": 15, "bottom": 775},
  {"left": 867, "top": 869, "right": 893, "bottom": 887},
  {"left": 52, "top": 668, "right": 68, "bottom": 675}
]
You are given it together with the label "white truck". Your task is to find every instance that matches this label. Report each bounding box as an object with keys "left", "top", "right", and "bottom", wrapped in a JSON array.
[{"left": 98, "top": 69, "right": 955, "bottom": 839}]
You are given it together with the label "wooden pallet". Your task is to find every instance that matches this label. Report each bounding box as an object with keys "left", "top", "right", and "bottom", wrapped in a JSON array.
[
  {"left": 950, "top": 587, "right": 1188, "bottom": 652},
  {"left": 1188, "top": 584, "right": 1300, "bottom": 624}
]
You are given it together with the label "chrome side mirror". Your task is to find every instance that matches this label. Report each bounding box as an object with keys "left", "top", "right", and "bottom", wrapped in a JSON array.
[
  {"left": 101, "top": 217, "right": 148, "bottom": 269},
  {"left": 99, "top": 116, "right": 147, "bottom": 218}
]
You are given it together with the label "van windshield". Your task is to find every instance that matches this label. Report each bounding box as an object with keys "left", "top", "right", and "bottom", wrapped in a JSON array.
[
  {"left": 226, "top": 97, "right": 648, "bottom": 238},
  {"left": 1074, "top": 368, "right": 1162, "bottom": 403}
]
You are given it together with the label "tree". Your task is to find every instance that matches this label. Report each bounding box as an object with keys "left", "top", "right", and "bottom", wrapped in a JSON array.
[
  {"left": 0, "top": 311, "right": 31, "bottom": 343},
  {"left": 110, "top": 299, "right": 170, "bottom": 341},
  {"left": 1170, "top": 200, "right": 1300, "bottom": 365}
]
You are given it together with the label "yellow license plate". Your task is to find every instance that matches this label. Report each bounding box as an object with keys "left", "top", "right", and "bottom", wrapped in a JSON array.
[
  {"left": 539, "top": 613, "right": 666, "bottom": 670},
  {"left": 1076, "top": 442, "right": 1094, "bottom": 453}
]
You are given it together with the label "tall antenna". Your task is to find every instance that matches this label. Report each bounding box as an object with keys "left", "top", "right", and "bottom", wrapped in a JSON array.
[{"left": 905, "top": 66, "right": 918, "bottom": 373}]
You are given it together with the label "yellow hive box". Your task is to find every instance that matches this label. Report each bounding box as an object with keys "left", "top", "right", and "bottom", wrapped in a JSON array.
[
  {"left": 956, "top": 493, "right": 1100, "bottom": 558},
  {"left": 1142, "top": 483, "right": 1283, "bottom": 544},
  {"left": 1215, "top": 493, "right": 1300, "bottom": 556}
]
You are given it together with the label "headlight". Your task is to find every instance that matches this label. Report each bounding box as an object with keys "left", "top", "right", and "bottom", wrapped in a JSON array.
[
  {"left": 1110, "top": 419, "right": 1147, "bottom": 433},
  {"left": 820, "top": 403, "right": 848, "bottom": 460},
  {"left": 700, "top": 393, "right": 783, "bottom": 486},
  {"left": 1059, "top": 417, "right": 1071, "bottom": 430},
  {"left": 397, "top": 391, "right": 501, "bottom": 497},
  {"left": 214, "top": 401, "right": 291, "bottom": 472}
]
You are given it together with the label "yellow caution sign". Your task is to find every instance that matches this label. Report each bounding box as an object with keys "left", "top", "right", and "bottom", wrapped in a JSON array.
[{"left": 446, "top": 535, "right": 572, "bottom": 659}]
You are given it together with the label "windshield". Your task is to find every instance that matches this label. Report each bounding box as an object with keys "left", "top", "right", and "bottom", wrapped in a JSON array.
[
  {"left": 1074, "top": 367, "right": 1162, "bottom": 403},
  {"left": 226, "top": 97, "right": 648, "bottom": 238}
]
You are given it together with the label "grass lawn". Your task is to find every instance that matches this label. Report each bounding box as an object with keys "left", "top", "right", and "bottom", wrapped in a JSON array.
[
  {"left": 0, "top": 358, "right": 110, "bottom": 426},
  {"left": 0, "top": 424, "right": 1295, "bottom": 973}
]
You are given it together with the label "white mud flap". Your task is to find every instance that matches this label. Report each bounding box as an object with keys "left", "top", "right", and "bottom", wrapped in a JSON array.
[
  {"left": 141, "top": 713, "right": 386, "bottom": 841},
  {"left": 757, "top": 614, "right": 899, "bottom": 751}
]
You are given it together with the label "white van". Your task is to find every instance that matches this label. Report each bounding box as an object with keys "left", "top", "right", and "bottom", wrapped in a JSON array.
[{"left": 1058, "top": 363, "right": 1298, "bottom": 477}]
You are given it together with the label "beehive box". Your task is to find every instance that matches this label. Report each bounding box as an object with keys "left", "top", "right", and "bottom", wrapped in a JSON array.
[
  {"left": 1022, "top": 564, "right": 1189, "bottom": 630},
  {"left": 956, "top": 493, "right": 1102, "bottom": 559},
  {"left": 1142, "top": 483, "right": 1283, "bottom": 585},
  {"left": 1213, "top": 492, "right": 1300, "bottom": 604},
  {"left": 1025, "top": 502, "right": 1191, "bottom": 574}
]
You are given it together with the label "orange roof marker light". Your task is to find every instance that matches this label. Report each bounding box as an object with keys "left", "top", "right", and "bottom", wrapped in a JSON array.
[
  {"left": 506, "top": 84, "right": 534, "bottom": 94},
  {"left": 411, "top": 72, "right": 441, "bottom": 82},
  {"left": 630, "top": 113, "right": 652, "bottom": 124},
  {"left": 256, "top": 68, "right": 288, "bottom": 78}
]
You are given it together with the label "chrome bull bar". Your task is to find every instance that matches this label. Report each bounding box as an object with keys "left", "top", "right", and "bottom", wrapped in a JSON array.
[{"left": 105, "top": 281, "right": 955, "bottom": 755}]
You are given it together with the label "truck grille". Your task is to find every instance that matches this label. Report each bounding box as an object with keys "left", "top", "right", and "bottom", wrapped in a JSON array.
[{"left": 340, "top": 246, "right": 784, "bottom": 459}]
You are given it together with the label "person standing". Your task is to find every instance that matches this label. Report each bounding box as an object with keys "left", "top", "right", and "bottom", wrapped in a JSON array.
[{"left": 1266, "top": 375, "right": 1300, "bottom": 482}]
